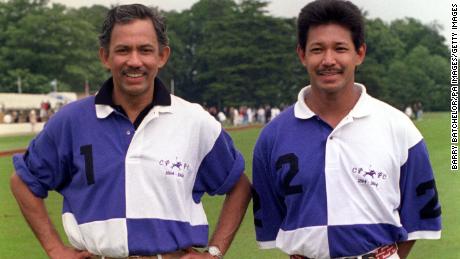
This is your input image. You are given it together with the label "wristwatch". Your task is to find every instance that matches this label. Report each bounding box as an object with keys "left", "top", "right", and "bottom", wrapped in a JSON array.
[{"left": 205, "top": 245, "right": 223, "bottom": 259}]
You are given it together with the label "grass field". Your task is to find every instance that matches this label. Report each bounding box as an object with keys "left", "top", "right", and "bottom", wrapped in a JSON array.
[
  {"left": 0, "top": 134, "right": 35, "bottom": 151},
  {"left": 0, "top": 112, "right": 458, "bottom": 258}
]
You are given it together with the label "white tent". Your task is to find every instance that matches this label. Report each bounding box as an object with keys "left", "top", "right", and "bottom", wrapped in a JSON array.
[{"left": 0, "top": 92, "right": 77, "bottom": 110}]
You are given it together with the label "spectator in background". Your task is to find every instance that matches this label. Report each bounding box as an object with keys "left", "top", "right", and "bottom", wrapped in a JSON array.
[
  {"left": 404, "top": 105, "right": 414, "bottom": 119},
  {"left": 12, "top": 111, "right": 19, "bottom": 123},
  {"left": 265, "top": 105, "right": 271, "bottom": 123},
  {"left": 247, "top": 107, "right": 254, "bottom": 124},
  {"left": 232, "top": 106, "right": 240, "bottom": 126},
  {"left": 240, "top": 106, "right": 248, "bottom": 125},
  {"left": 39, "top": 101, "right": 47, "bottom": 122},
  {"left": 29, "top": 110, "right": 37, "bottom": 132},
  {"left": 217, "top": 110, "right": 227, "bottom": 124},
  {"left": 3, "top": 113, "right": 12, "bottom": 124},
  {"left": 270, "top": 106, "right": 281, "bottom": 120},
  {"left": 415, "top": 101, "right": 423, "bottom": 120},
  {"left": 257, "top": 106, "right": 266, "bottom": 124}
]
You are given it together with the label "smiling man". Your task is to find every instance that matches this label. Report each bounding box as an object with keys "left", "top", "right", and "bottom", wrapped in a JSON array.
[
  {"left": 252, "top": 0, "right": 441, "bottom": 258},
  {"left": 10, "top": 4, "right": 251, "bottom": 259}
]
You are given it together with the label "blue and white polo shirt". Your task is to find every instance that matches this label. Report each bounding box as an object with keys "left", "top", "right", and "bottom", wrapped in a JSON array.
[
  {"left": 252, "top": 84, "right": 441, "bottom": 259},
  {"left": 13, "top": 78, "right": 244, "bottom": 257}
]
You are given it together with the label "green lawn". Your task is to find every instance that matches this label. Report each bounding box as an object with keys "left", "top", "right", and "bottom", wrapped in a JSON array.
[
  {"left": 0, "top": 134, "right": 35, "bottom": 151},
  {"left": 0, "top": 112, "right": 458, "bottom": 258}
]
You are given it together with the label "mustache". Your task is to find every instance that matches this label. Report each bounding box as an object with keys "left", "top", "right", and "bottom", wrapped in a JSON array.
[
  {"left": 316, "top": 67, "right": 344, "bottom": 75},
  {"left": 121, "top": 68, "right": 147, "bottom": 75}
]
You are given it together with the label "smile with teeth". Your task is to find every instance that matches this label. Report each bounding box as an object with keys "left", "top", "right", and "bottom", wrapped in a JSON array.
[
  {"left": 317, "top": 69, "right": 342, "bottom": 76},
  {"left": 125, "top": 73, "right": 144, "bottom": 78}
]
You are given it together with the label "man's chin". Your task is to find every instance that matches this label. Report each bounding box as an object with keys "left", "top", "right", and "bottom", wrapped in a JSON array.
[
  {"left": 119, "top": 83, "right": 151, "bottom": 96},
  {"left": 314, "top": 82, "right": 346, "bottom": 94}
]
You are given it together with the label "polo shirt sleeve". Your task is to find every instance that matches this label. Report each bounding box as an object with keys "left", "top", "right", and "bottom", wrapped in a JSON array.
[
  {"left": 399, "top": 138, "right": 442, "bottom": 240},
  {"left": 252, "top": 132, "right": 285, "bottom": 248},
  {"left": 12, "top": 119, "right": 71, "bottom": 199},
  {"left": 192, "top": 129, "right": 245, "bottom": 203}
]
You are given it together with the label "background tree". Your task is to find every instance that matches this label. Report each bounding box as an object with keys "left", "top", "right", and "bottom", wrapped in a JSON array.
[
  {"left": 0, "top": 0, "right": 450, "bottom": 111},
  {"left": 0, "top": 1, "right": 106, "bottom": 93},
  {"left": 162, "top": 0, "right": 305, "bottom": 108},
  {"left": 358, "top": 17, "right": 449, "bottom": 111}
]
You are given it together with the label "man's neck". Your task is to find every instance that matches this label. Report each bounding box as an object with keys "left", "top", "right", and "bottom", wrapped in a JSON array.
[{"left": 305, "top": 83, "right": 361, "bottom": 128}]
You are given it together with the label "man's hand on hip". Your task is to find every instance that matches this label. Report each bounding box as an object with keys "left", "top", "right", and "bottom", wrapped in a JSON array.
[{"left": 48, "top": 245, "right": 92, "bottom": 259}]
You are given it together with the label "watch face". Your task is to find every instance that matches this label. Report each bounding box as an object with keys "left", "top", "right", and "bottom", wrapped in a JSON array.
[{"left": 208, "top": 246, "right": 222, "bottom": 257}]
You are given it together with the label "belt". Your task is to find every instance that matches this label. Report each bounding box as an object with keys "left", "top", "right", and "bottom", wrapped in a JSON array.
[
  {"left": 92, "top": 249, "right": 188, "bottom": 259},
  {"left": 94, "top": 257, "right": 159, "bottom": 259},
  {"left": 290, "top": 244, "right": 398, "bottom": 259}
]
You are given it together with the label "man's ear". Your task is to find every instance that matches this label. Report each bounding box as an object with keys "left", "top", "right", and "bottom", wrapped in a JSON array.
[
  {"left": 296, "top": 44, "right": 307, "bottom": 66},
  {"left": 355, "top": 43, "right": 366, "bottom": 65},
  {"left": 158, "top": 46, "right": 171, "bottom": 68},
  {"left": 99, "top": 47, "right": 110, "bottom": 69}
]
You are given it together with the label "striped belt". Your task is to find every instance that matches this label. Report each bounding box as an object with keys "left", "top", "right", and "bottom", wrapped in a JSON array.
[
  {"left": 92, "top": 249, "right": 188, "bottom": 259},
  {"left": 290, "top": 244, "right": 398, "bottom": 259},
  {"left": 93, "top": 257, "right": 159, "bottom": 259}
]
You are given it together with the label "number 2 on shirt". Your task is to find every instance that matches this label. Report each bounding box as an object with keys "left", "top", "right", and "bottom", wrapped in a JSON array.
[{"left": 276, "top": 153, "right": 303, "bottom": 195}]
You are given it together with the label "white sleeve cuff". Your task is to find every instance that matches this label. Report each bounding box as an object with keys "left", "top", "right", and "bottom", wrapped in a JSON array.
[
  {"left": 407, "top": 230, "right": 441, "bottom": 240},
  {"left": 257, "top": 240, "right": 277, "bottom": 249}
]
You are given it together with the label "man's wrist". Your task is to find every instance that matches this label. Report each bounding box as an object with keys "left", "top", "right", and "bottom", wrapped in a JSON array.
[{"left": 204, "top": 245, "right": 223, "bottom": 259}]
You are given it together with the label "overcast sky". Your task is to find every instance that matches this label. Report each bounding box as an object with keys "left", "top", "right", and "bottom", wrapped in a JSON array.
[{"left": 50, "top": 0, "right": 453, "bottom": 46}]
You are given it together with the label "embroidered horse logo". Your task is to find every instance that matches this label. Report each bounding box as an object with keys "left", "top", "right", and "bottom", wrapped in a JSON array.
[
  {"left": 363, "top": 170, "right": 376, "bottom": 178},
  {"left": 171, "top": 161, "right": 182, "bottom": 169}
]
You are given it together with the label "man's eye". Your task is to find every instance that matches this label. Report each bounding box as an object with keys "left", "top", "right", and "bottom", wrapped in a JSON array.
[
  {"left": 310, "top": 48, "right": 322, "bottom": 53},
  {"left": 141, "top": 48, "right": 154, "bottom": 54},
  {"left": 115, "top": 49, "right": 128, "bottom": 54}
]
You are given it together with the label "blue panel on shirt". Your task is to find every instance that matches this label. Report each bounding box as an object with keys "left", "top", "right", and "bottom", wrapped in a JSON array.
[
  {"left": 127, "top": 218, "right": 208, "bottom": 255},
  {"left": 328, "top": 223, "right": 407, "bottom": 258},
  {"left": 254, "top": 106, "right": 330, "bottom": 239},
  {"left": 399, "top": 140, "right": 442, "bottom": 233},
  {"left": 14, "top": 97, "right": 132, "bottom": 223}
]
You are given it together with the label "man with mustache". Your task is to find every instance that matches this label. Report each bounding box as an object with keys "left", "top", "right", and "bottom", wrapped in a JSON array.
[
  {"left": 252, "top": 0, "right": 441, "bottom": 258},
  {"left": 10, "top": 4, "right": 251, "bottom": 259}
]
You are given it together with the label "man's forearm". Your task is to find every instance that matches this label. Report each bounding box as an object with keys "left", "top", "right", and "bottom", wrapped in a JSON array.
[
  {"left": 208, "top": 174, "right": 252, "bottom": 255},
  {"left": 10, "top": 173, "right": 66, "bottom": 256},
  {"left": 397, "top": 240, "right": 415, "bottom": 259}
]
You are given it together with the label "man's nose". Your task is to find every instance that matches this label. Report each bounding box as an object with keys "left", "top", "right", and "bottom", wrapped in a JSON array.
[
  {"left": 127, "top": 51, "right": 142, "bottom": 67},
  {"left": 321, "top": 49, "right": 336, "bottom": 66}
]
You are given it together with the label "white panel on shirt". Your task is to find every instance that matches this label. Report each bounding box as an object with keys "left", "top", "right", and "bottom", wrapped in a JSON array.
[
  {"left": 125, "top": 96, "right": 221, "bottom": 225},
  {"left": 275, "top": 226, "right": 330, "bottom": 259},
  {"left": 62, "top": 213, "right": 128, "bottom": 257},
  {"left": 325, "top": 96, "right": 422, "bottom": 226}
]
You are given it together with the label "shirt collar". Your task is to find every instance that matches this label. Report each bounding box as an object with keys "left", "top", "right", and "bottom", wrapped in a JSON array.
[
  {"left": 294, "top": 83, "right": 371, "bottom": 120},
  {"left": 94, "top": 77, "right": 172, "bottom": 119},
  {"left": 349, "top": 83, "right": 372, "bottom": 118}
]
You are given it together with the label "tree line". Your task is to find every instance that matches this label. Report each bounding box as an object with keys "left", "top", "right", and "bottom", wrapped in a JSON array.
[{"left": 0, "top": 0, "right": 450, "bottom": 111}]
